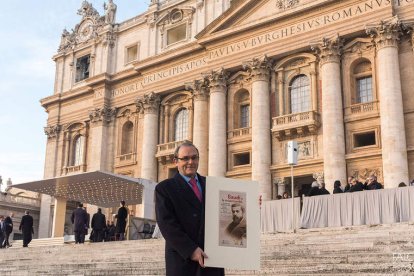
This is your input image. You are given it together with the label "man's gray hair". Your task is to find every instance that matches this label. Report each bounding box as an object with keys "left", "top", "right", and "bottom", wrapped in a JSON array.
[{"left": 174, "top": 140, "right": 199, "bottom": 158}]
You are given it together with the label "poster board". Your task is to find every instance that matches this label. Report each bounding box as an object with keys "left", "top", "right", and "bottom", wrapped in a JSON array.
[{"left": 204, "top": 176, "right": 260, "bottom": 270}]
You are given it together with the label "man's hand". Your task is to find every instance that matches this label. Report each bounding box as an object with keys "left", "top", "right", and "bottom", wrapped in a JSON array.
[{"left": 191, "top": 247, "right": 208, "bottom": 267}]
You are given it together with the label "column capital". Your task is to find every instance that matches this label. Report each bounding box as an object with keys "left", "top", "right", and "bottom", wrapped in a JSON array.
[
  {"left": 186, "top": 78, "right": 209, "bottom": 101},
  {"left": 136, "top": 92, "right": 161, "bottom": 114},
  {"left": 311, "top": 34, "right": 344, "bottom": 65},
  {"left": 89, "top": 106, "right": 117, "bottom": 125},
  {"left": 44, "top": 124, "right": 61, "bottom": 139},
  {"left": 366, "top": 17, "right": 402, "bottom": 50},
  {"left": 204, "top": 68, "right": 228, "bottom": 91},
  {"left": 243, "top": 55, "right": 272, "bottom": 82}
]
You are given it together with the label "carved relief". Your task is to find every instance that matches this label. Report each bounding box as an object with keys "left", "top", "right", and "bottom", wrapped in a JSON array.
[
  {"left": 276, "top": 0, "right": 300, "bottom": 10},
  {"left": 352, "top": 168, "right": 382, "bottom": 182},
  {"left": 89, "top": 106, "right": 117, "bottom": 124},
  {"left": 298, "top": 141, "right": 311, "bottom": 159},
  {"left": 136, "top": 92, "right": 161, "bottom": 114},
  {"left": 44, "top": 124, "right": 61, "bottom": 139},
  {"left": 313, "top": 172, "right": 324, "bottom": 185}
]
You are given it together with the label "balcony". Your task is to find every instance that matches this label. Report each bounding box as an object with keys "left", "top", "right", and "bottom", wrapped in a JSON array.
[
  {"left": 115, "top": 152, "right": 137, "bottom": 168},
  {"left": 345, "top": 101, "right": 379, "bottom": 122},
  {"left": 63, "top": 165, "right": 86, "bottom": 175},
  {"left": 227, "top": 127, "right": 251, "bottom": 144},
  {"left": 272, "top": 111, "right": 321, "bottom": 141},
  {"left": 156, "top": 140, "right": 186, "bottom": 164}
]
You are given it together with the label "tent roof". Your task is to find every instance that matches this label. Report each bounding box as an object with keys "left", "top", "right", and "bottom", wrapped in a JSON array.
[{"left": 11, "top": 171, "right": 151, "bottom": 208}]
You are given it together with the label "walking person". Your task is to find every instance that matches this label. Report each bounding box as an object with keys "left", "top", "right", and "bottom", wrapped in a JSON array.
[
  {"left": 155, "top": 141, "right": 225, "bottom": 275},
  {"left": 3, "top": 212, "right": 14, "bottom": 248},
  {"left": 19, "top": 210, "right": 34, "bottom": 247},
  {"left": 116, "top": 200, "right": 128, "bottom": 241},
  {"left": 91, "top": 208, "right": 106, "bottom": 242},
  {"left": 71, "top": 203, "right": 88, "bottom": 244}
]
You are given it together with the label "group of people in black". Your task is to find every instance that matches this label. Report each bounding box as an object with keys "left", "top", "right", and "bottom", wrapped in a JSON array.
[
  {"left": 0, "top": 211, "right": 34, "bottom": 248},
  {"left": 71, "top": 200, "right": 128, "bottom": 244},
  {"left": 309, "top": 175, "right": 384, "bottom": 196}
]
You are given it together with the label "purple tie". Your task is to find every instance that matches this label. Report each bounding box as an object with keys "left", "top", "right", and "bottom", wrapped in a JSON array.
[{"left": 189, "top": 178, "right": 202, "bottom": 202}]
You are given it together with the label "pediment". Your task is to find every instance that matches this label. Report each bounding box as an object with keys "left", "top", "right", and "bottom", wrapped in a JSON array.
[{"left": 196, "top": 0, "right": 332, "bottom": 41}]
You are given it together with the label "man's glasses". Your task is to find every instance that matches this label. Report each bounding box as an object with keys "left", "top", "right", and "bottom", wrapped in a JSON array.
[{"left": 175, "top": 155, "right": 199, "bottom": 162}]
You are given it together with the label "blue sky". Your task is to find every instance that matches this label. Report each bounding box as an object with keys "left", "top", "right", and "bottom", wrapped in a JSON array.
[{"left": 0, "top": 1, "right": 148, "bottom": 187}]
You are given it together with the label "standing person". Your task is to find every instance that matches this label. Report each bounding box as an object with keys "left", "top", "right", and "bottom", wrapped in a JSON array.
[
  {"left": 333, "top": 180, "right": 343, "bottom": 194},
  {"left": 71, "top": 203, "right": 88, "bottom": 244},
  {"left": 83, "top": 207, "right": 90, "bottom": 242},
  {"left": 3, "top": 212, "right": 13, "bottom": 248},
  {"left": 155, "top": 141, "right": 225, "bottom": 276},
  {"left": 307, "top": 181, "right": 320, "bottom": 196},
  {"left": 319, "top": 182, "right": 330, "bottom": 195},
  {"left": 91, "top": 208, "right": 106, "bottom": 242},
  {"left": 19, "top": 210, "right": 34, "bottom": 247},
  {"left": 116, "top": 200, "right": 128, "bottom": 241},
  {"left": 0, "top": 216, "right": 5, "bottom": 248}
]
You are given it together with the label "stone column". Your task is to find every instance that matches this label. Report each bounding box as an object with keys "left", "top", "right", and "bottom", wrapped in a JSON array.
[
  {"left": 136, "top": 92, "right": 160, "bottom": 181},
  {"left": 52, "top": 197, "right": 67, "bottom": 237},
  {"left": 88, "top": 105, "right": 116, "bottom": 171},
  {"left": 367, "top": 18, "right": 409, "bottom": 187},
  {"left": 244, "top": 56, "right": 272, "bottom": 200},
  {"left": 39, "top": 124, "right": 61, "bottom": 238},
  {"left": 311, "top": 35, "right": 347, "bottom": 191},
  {"left": 207, "top": 69, "right": 228, "bottom": 177},
  {"left": 187, "top": 78, "right": 209, "bottom": 176}
]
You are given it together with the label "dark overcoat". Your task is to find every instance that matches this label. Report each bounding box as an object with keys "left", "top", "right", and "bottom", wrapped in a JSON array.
[
  {"left": 155, "top": 173, "right": 224, "bottom": 276},
  {"left": 71, "top": 207, "right": 88, "bottom": 232}
]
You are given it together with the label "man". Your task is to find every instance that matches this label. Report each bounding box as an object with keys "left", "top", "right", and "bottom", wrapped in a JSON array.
[
  {"left": 225, "top": 203, "right": 246, "bottom": 241},
  {"left": 116, "top": 200, "right": 128, "bottom": 241},
  {"left": 71, "top": 203, "right": 88, "bottom": 244},
  {"left": 0, "top": 216, "right": 5, "bottom": 248},
  {"left": 155, "top": 141, "right": 224, "bottom": 276},
  {"left": 347, "top": 177, "right": 364, "bottom": 192},
  {"left": 319, "top": 182, "right": 330, "bottom": 195},
  {"left": 91, "top": 208, "right": 106, "bottom": 242},
  {"left": 19, "top": 210, "right": 34, "bottom": 247},
  {"left": 364, "top": 175, "right": 383, "bottom": 190},
  {"left": 3, "top": 212, "right": 13, "bottom": 248}
]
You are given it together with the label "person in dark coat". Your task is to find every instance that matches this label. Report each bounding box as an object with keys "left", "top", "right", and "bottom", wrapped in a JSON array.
[
  {"left": 91, "top": 208, "right": 106, "bottom": 242},
  {"left": 333, "top": 180, "right": 343, "bottom": 194},
  {"left": 71, "top": 203, "right": 88, "bottom": 244},
  {"left": 0, "top": 216, "right": 5, "bottom": 248},
  {"left": 3, "top": 212, "right": 13, "bottom": 248},
  {"left": 307, "top": 181, "right": 320, "bottom": 196},
  {"left": 155, "top": 141, "right": 225, "bottom": 276},
  {"left": 319, "top": 182, "right": 330, "bottom": 195},
  {"left": 363, "top": 176, "right": 383, "bottom": 190},
  {"left": 347, "top": 178, "right": 364, "bottom": 192},
  {"left": 19, "top": 210, "right": 34, "bottom": 247},
  {"left": 116, "top": 200, "right": 128, "bottom": 241}
]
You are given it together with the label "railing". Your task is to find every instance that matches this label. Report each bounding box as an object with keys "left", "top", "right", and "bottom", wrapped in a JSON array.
[
  {"left": 350, "top": 102, "right": 376, "bottom": 114},
  {"left": 227, "top": 127, "right": 251, "bottom": 139},
  {"left": 115, "top": 153, "right": 137, "bottom": 167},
  {"left": 64, "top": 165, "right": 83, "bottom": 174},
  {"left": 272, "top": 111, "right": 321, "bottom": 129},
  {"left": 156, "top": 140, "right": 186, "bottom": 157}
]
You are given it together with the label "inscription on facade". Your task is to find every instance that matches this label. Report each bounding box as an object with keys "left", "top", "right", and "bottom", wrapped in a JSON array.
[{"left": 102, "top": 0, "right": 412, "bottom": 99}]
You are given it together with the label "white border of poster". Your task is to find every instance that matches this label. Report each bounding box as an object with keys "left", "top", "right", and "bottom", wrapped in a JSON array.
[{"left": 204, "top": 176, "right": 260, "bottom": 270}]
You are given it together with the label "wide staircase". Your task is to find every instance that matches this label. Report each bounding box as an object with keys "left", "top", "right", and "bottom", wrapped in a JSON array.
[{"left": 3, "top": 222, "right": 414, "bottom": 275}]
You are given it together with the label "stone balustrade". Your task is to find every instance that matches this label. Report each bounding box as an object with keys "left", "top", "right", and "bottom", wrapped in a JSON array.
[
  {"left": 271, "top": 110, "right": 321, "bottom": 140},
  {"left": 227, "top": 127, "right": 251, "bottom": 142},
  {"left": 114, "top": 153, "right": 137, "bottom": 167}
]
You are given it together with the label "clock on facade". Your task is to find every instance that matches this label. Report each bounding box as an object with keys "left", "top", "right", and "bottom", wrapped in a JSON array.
[{"left": 78, "top": 20, "right": 94, "bottom": 42}]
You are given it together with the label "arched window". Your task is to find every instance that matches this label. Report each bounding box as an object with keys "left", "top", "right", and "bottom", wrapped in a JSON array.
[
  {"left": 354, "top": 61, "right": 373, "bottom": 104},
  {"left": 289, "top": 75, "right": 310, "bottom": 114},
  {"left": 121, "top": 121, "right": 134, "bottom": 155},
  {"left": 71, "top": 135, "right": 84, "bottom": 166},
  {"left": 174, "top": 109, "right": 188, "bottom": 141}
]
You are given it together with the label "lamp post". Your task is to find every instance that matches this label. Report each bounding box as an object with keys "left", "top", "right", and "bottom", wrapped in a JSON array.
[{"left": 287, "top": 141, "right": 298, "bottom": 233}]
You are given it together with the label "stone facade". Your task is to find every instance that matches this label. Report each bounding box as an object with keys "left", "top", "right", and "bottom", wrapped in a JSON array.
[{"left": 40, "top": 0, "right": 414, "bottom": 235}]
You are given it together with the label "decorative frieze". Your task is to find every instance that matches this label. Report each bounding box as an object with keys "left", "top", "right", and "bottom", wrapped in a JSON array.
[
  {"left": 44, "top": 124, "right": 61, "bottom": 139},
  {"left": 89, "top": 106, "right": 117, "bottom": 124},
  {"left": 136, "top": 92, "right": 161, "bottom": 114},
  {"left": 366, "top": 16, "right": 402, "bottom": 50},
  {"left": 311, "top": 34, "right": 344, "bottom": 65},
  {"left": 243, "top": 55, "right": 272, "bottom": 82},
  {"left": 276, "top": 0, "right": 300, "bottom": 11}
]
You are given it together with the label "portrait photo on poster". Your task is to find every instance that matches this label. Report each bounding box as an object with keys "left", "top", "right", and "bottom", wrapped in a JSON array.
[
  {"left": 204, "top": 176, "right": 260, "bottom": 271},
  {"left": 219, "top": 191, "right": 247, "bottom": 248}
]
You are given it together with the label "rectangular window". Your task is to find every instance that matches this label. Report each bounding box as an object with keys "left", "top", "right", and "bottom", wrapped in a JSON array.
[
  {"left": 234, "top": 152, "right": 250, "bottom": 166},
  {"left": 240, "top": 105, "right": 250, "bottom": 128},
  {"left": 125, "top": 44, "right": 138, "bottom": 64},
  {"left": 167, "top": 24, "right": 187, "bottom": 45},
  {"left": 354, "top": 131, "right": 376, "bottom": 148},
  {"left": 75, "top": 54, "right": 90, "bottom": 82},
  {"left": 357, "top": 76, "right": 373, "bottom": 103}
]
